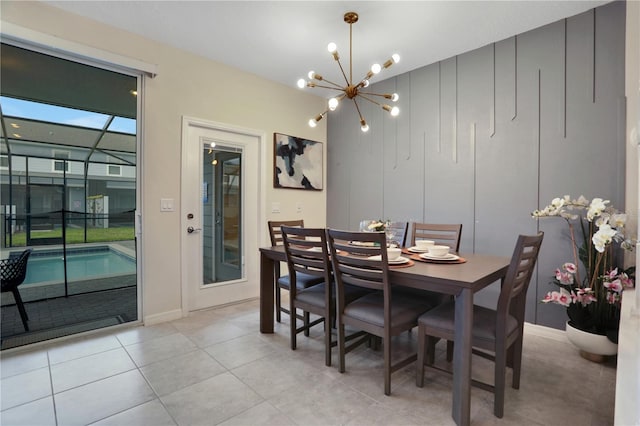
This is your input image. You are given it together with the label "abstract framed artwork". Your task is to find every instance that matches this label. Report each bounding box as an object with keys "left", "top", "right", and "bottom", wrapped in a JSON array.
[{"left": 273, "top": 133, "right": 323, "bottom": 190}]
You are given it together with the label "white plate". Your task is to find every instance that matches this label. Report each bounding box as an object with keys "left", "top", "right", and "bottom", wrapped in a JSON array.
[
  {"left": 367, "top": 255, "right": 410, "bottom": 264},
  {"left": 419, "top": 253, "right": 460, "bottom": 261},
  {"left": 349, "top": 241, "right": 377, "bottom": 247},
  {"left": 408, "top": 246, "right": 430, "bottom": 253}
]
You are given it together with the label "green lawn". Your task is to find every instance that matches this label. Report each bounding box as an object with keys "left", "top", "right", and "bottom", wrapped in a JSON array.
[{"left": 6, "top": 227, "right": 134, "bottom": 246}]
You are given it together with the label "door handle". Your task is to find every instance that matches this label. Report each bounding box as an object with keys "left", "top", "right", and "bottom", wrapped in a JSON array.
[{"left": 187, "top": 226, "right": 202, "bottom": 234}]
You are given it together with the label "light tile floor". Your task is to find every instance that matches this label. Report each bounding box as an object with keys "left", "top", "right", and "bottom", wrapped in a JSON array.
[{"left": 0, "top": 299, "right": 616, "bottom": 425}]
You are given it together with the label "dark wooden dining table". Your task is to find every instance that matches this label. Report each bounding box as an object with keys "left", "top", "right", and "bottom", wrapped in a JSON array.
[{"left": 259, "top": 245, "right": 510, "bottom": 426}]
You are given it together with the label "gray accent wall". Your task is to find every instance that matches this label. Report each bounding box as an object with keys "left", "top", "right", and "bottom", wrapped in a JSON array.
[{"left": 327, "top": 2, "right": 625, "bottom": 329}]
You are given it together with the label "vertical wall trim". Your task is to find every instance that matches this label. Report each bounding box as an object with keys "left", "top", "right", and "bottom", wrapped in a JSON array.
[
  {"left": 453, "top": 56, "right": 458, "bottom": 163},
  {"left": 438, "top": 61, "right": 442, "bottom": 153},
  {"left": 422, "top": 131, "right": 427, "bottom": 222},
  {"left": 490, "top": 43, "right": 496, "bottom": 137},
  {"left": 512, "top": 36, "right": 518, "bottom": 120},
  {"left": 406, "top": 75, "right": 411, "bottom": 160},
  {"left": 592, "top": 8, "right": 597, "bottom": 103},
  {"left": 393, "top": 78, "right": 398, "bottom": 169},
  {"left": 535, "top": 68, "right": 542, "bottom": 314},
  {"left": 470, "top": 122, "right": 477, "bottom": 253},
  {"left": 563, "top": 19, "right": 568, "bottom": 138}
]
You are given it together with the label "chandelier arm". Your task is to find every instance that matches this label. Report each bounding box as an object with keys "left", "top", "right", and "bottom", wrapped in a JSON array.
[
  {"left": 358, "top": 94, "right": 383, "bottom": 107},
  {"left": 359, "top": 91, "right": 391, "bottom": 98},
  {"left": 320, "top": 78, "right": 345, "bottom": 89},
  {"left": 334, "top": 58, "right": 350, "bottom": 86},
  {"left": 312, "top": 84, "right": 346, "bottom": 92},
  {"left": 351, "top": 98, "right": 365, "bottom": 122}
]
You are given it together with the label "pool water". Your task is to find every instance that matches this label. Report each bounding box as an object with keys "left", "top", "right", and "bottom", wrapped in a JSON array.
[{"left": 23, "top": 249, "right": 136, "bottom": 285}]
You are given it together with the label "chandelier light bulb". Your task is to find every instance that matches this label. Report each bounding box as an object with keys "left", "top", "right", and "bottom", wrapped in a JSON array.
[
  {"left": 392, "top": 54, "right": 400, "bottom": 63},
  {"left": 390, "top": 106, "right": 400, "bottom": 116},
  {"left": 371, "top": 63, "right": 382, "bottom": 74},
  {"left": 328, "top": 97, "right": 339, "bottom": 111},
  {"left": 327, "top": 42, "right": 337, "bottom": 53},
  {"left": 362, "top": 79, "right": 370, "bottom": 88},
  {"left": 308, "top": 118, "right": 317, "bottom": 128},
  {"left": 391, "top": 93, "right": 399, "bottom": 102},
  {"left": 297, "top": 78, "right": 306, "bottom": 89},
  {"left": 360, "top": 120, "right": 369, "bottom": 132},
  {"left": 308, "top": 71, "right": 316, "bottom": 80}
]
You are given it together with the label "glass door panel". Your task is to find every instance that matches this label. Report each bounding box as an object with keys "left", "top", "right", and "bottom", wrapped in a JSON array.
[{"left": 202, "top": 145, "right": 242, "bottom": 284}]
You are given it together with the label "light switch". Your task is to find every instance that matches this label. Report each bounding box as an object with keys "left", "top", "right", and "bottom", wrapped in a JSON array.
[
  {"left": 271, "top": 202, "right": 281, "bottom": 213},
  {"left": 160, "top": 198, "right": 175, "bottom": 212}
]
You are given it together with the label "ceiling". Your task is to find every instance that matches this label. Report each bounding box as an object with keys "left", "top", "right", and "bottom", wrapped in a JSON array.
[{"left": 42, "top": 1, "right": 610, "bottom": 90}]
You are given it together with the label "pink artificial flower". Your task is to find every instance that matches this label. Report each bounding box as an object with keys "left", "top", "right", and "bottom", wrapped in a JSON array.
[
  {"left": 555, "top": 269, "right": 574, "bottom": 285},
  {"left": 604, "top": 279, "right": 623, "bottom": 293},
  {"left": 555, "top": 289, "right": 572, "bottom": 307},
  {"left": 574, "top": 288, "right": 596, "bottom": 306},
  {"left": 606, "top": 268, "right": 619, "bottom": 280},
  {"left": 542, "top": 290, "right": 572, "bottom": 306},
  {"left": 563, "top": 263, "right": 577, "bottom": 274},
  {"left": 619, "top": 273, "right": 634, "bottom": 289},
  {"left": 606, "top": 292, "right": 619, "bottom": 304}
]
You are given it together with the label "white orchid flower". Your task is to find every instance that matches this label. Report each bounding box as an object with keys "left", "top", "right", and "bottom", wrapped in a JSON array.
[
  {"left": 592, "top": 224, "right": 617, "bottom": 252},
  {"left": 587, "top": 198, "right": 609, "bottom": 221},
  {"left": 612, "top": 213, "right": 627, "bottom": 228}
]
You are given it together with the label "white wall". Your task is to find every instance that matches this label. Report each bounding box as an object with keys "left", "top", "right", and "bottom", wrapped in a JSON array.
[{"left": 0, "top": 1, "right": 327, "bottom": 322}]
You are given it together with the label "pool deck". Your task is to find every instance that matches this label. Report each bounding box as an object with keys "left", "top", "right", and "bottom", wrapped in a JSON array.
[{"left": 1, "top": 241, "right": 138, "bottom": 349}]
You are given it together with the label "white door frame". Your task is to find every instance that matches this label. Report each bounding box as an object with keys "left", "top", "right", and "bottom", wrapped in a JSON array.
[{"left": 180, "top": 116, "right": 267, "bottom": 315}]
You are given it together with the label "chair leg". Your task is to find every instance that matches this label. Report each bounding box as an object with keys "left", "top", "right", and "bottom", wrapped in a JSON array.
[
  {"left": 338, "top": 320, "right": 346, "bottom": 374},
  {"left": 416, "top": 325, "right": 426, "bottom": 388},
  {"left": 494, "top": 345, "right": 507, "bottom": 418},
  {"left": 303, "top": 311, "right": 310, "bottom": 337},
  {"left": 324, "top": 315, "right": 331, "bottom": 367},
  {"left": 384, "top": 336, "right": 391, "bottom": 396},
  {"left": 446, "top": 340, "right": 454, "bottom": 362},
  {"left": 426, "top": 336, "right": 437, "bottom": 365},
  {"left": 275, "top": 284, "right": 282, "bottom": 323},
  {"left": 511, "top": 338, "right": 524, "bottom": 389},
  {"left": 290, "top": 302, "right": 297, "bottom": 351},
  {"left": 12, "top": 289, "right": 29, "bottom": 332}
]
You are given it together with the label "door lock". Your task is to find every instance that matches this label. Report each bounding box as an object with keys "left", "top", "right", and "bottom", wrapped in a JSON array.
[{"left": 187, "top": 226, "right": 202, "bottom": 234}]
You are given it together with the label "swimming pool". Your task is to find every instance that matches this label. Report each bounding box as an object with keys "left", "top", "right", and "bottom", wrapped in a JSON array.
[{"left": 22, "top": 247, "right": 136, "bottom": 285}]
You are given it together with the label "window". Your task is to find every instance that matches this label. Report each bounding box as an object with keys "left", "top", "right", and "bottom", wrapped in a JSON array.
[
  {"left": 107, "top": 164, "right": 122, "bottom": 176},
  {"left": 52, "top": 150, "right": 70, "bottom": 173},
  {"left": 0, "top": 155, "right": 8, "bottom": 169}
]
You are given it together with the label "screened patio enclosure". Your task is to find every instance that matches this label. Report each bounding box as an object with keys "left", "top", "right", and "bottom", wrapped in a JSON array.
[{"left": 0, "top": 43, "right": 139, "bottom": 347}]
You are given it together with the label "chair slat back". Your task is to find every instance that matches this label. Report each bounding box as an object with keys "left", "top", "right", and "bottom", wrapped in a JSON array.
[
  {"left": 268, "top": 219, "right": 304, "bottom": 246},
  {"left": 281, "top": 226, "right": 330, "bottom": 284},
  {"left": 410, "top": 223, "right": 462, "bottom": 252},
  {"left": 327, "top": 229, "right": 390, "bottom": 293},
  {"left": 386, "top": 221, "right": 408, "bottom": 247},
  {"left": 497, "top": 232, "right": 544, "bottom": 326},
  {"left": 1, "top": 248, "right": 33, "bottom": 290}
]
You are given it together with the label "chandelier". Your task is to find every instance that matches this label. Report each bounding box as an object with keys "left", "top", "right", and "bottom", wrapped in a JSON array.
[{"left": 297, "top": 12, "right": 400, "bottom": 132}]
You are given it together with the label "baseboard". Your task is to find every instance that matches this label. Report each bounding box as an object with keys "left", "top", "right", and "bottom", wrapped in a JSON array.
[
  {"left": 524, "top": 322, "right": 567, "bottom": 342},
  {"left": 143, "top": 309, "right": 183, "bottom": 325}
]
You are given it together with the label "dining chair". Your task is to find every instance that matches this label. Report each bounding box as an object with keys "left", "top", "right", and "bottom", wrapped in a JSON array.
[
  {"left": 268, "top": 220, "right": 323, "bottom": 324},
  {"left": 281, "top": 226, "right": 371, "bottom": 366},
  {"left": 1, "top": 248, "right": 33, "bottom": 331},
  {"left": 409, "top": 223, "right": 463, "bottom": 252},
  {"left": 415, "top": 232, "right": 544, "bottom": 418},
  {"left": 327, "top": 228, "right": 434, "bottom": 395},
  {"left": 281, "top": 226, "right": 333, "bottom": 365},
  {"left": 385, "top": 221, "right": 409, "bottom": 247}
]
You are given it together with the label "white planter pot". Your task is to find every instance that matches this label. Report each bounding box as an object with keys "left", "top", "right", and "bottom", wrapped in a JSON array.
[{"left": 565, "top": 321, "right": 618, "bottom": 361}]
